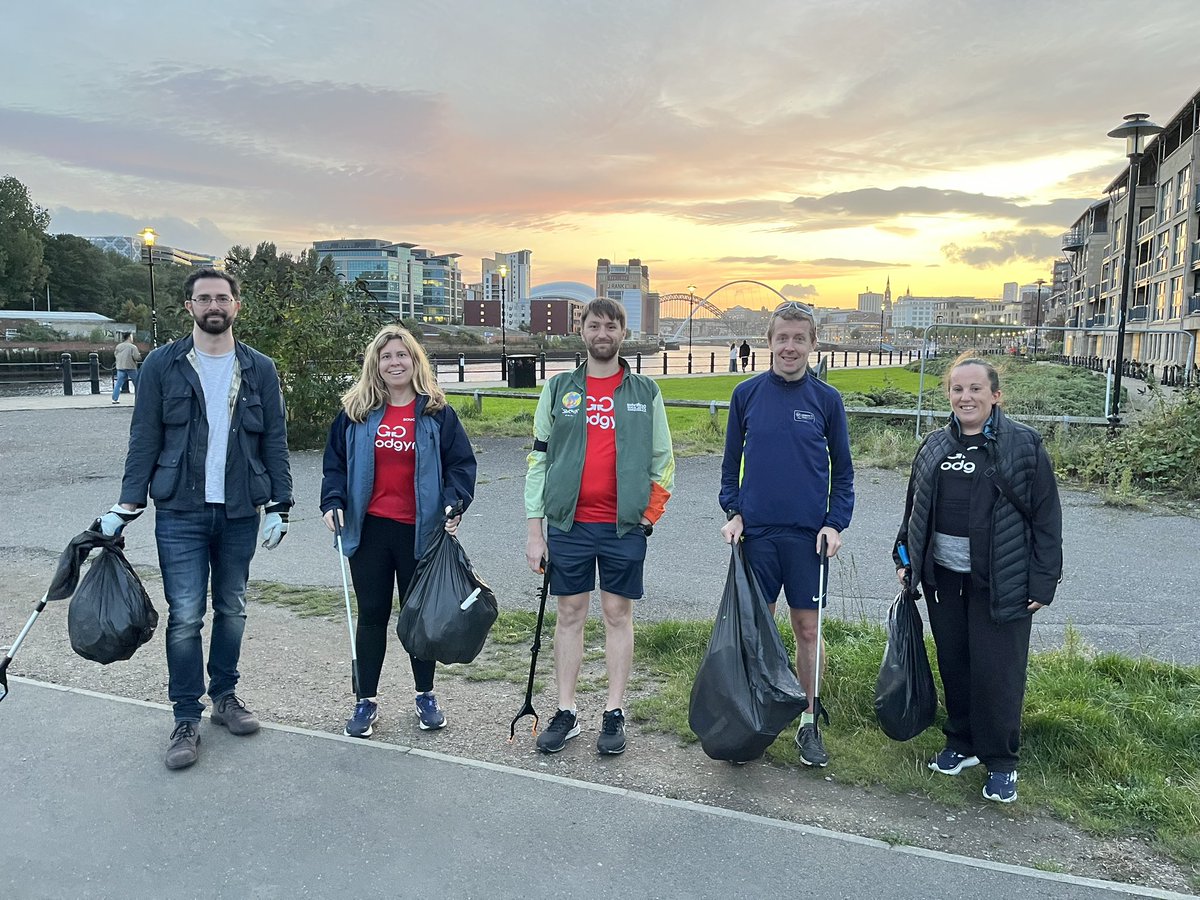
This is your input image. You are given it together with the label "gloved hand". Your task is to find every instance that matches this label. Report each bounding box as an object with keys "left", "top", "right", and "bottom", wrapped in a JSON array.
[
  {"left": 98, "top": 504, "right": 142, "bottom": 537},
  {"left": 260, "top": 503, "right": 289, "bottom": 550}
]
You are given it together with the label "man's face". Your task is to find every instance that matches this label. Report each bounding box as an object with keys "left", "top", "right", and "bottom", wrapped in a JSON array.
[
  {"left": 581, "top": 313, "right": 625, "bottom": 362},
  {"left": 187, "top": 277, "right": 240, "bottom": 335},
  {"left": 769, "top": 317, "right": 817, "bottom": 378}
]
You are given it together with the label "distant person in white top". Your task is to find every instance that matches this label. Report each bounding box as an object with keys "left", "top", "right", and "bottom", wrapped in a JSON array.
[
  {"left": 111, "top": 332, "right": 142, "bottom": 403},
  {"left": 728, "top": 342, "right": 738, "bottom": 373}
]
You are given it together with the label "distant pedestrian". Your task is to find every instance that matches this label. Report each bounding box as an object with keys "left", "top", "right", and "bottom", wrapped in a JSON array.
[
  {"left": 739, "top": 339, "right": 751, "bottom": 372},
  {"left": 525, "top": 296, "right": 675, "bottom": 756},
  {"left": 728, "top": 342, "right": 738, "bottom": 373},
  {"left": 720, "top": 300, "right": 854, "bottom": 767},
  {"left": 111, "top": 332, "right": 141, "bottom": 403},
  {"left": 893, "top": 354, "right": 1062, "bottom": 804},
  {"left": 97, "top": 268, "right": 293, "bottom": 770},
  {"left": 320, "top": 325, "right": 477, "bottom": 739}
]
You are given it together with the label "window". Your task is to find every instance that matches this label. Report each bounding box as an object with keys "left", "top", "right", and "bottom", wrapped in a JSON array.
[
  {"left": 1177, "top": 166, "right": 1191, "bottom": 214},
  {"left": 1159, "top": 180, "right": 1174, "bottom": 222},
  {"left": 1170, "top": 276, "right": 1183, "bottom": 319},
  {"left": 1173, "top": 222, "right": 1187, "bottom": 268}
]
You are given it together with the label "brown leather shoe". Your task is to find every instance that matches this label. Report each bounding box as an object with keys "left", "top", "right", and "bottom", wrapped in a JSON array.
[
  {"left": 211, "top": 694, "right": 260, "bottom": 736},
  {"left": 165, "top": 721, "right": 201, "bottom": 770}
]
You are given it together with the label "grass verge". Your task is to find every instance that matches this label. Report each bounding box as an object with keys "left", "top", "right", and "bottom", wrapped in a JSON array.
[{"left": 251, "top": 580, "right": 1200, "bottom": 878}]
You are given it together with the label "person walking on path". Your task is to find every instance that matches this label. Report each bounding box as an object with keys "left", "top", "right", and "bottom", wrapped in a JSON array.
[
  {"left": 111, "top": 332, "right": 142, "bottom": 403},
  {"left": 893, "top": 354, "right": 1062, "bottom": 804},
  {"left": 720, "top": 301, "right": 854, "bottom": 768},
  {"left": 96, "top": 268, "right": 292, "bottom": 770},
  {"left": 320, "top": 325, "right": 476, "bottom": 739},
  {"left": 728, "top": 342, "right": 738, "bottom": 373},
  {"left": 739, "top": 339, "right": 751, "bottom": 373},
  {"left": 525, "top": 297, "right": 675, "bottom": 756}
]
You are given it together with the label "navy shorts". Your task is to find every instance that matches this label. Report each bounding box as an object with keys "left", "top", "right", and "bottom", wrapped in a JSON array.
[
  {"left": 547, "top": 521, "right": 647, "bottom": 600},
  {"left": 743, "top": 527, "right": 825, "bottom": 610}
]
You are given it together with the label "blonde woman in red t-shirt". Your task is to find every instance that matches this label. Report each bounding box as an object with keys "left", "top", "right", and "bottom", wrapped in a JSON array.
[{"left": 320, "top": 325, "right": 477, "bottom": 738}]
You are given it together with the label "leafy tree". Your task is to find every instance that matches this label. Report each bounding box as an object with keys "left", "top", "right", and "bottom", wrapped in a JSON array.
[
  {"left": 0, "top": 175, "right": 50, "bottom": 307},
  {"left": 229, "top": 243, "right": 390, "bottom": 448},
  {"left": 42, "top": 233, "right": 117, "bottom": 315}
]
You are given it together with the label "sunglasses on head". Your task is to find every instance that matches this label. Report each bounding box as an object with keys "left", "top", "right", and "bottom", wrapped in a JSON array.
[{"left": 774, "top": 300, "right": 814, "bottom": 316}]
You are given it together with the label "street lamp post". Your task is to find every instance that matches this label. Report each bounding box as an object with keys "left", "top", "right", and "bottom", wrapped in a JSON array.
[
  {"left": 1032, "top": 277, "right": 1045, "bottom": 358},
  {"left": 497, "top": 263, "right": 508, "bottom": 378},
  {"left": 139, "top": 227, "right": 158, "bottom": 347},
  {"left": 879, "top": 302, "right": 885, "bottom": 353},
  {"left": 691, "top": 283, "right": 700, "bottom": 372},
  {"left": 1107, "top": 112, "right": 1163, "bottom": 425}
]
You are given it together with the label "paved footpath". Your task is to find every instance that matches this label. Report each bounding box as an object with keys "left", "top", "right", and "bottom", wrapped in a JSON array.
[
  {"left": 1, "top": 401, "right": 1197, "bottom": 663},
  {"left": 1, "top": 680, "right": 1190, "bottom": 900}
]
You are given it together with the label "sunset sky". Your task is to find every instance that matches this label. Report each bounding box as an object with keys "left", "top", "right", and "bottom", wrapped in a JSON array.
[{"left": 3, "top": 1, "right": 1198, "bottom": 310}]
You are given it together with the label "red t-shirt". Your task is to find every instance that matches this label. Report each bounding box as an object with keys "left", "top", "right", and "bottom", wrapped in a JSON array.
[
  {"left": 574, "top": 370, "right": 622, "bottom": 523},
  {"left": 367, "top": 401, "right": 417, "bottom": 523}
]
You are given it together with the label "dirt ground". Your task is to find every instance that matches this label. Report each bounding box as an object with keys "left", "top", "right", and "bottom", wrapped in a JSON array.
[{"left": 1, "top": 551, "right": 1195, "bottom": 895}]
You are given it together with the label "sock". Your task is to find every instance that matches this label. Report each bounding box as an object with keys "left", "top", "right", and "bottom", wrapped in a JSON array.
[
  {"left": 416, "top": 690, "right": 433, "bottom": 698},
  {"left": 800, "top": 712, "right": 815, "bottom": 726},
  {"left": 560, "top": 706, "right": 577, "bottom": 715}
]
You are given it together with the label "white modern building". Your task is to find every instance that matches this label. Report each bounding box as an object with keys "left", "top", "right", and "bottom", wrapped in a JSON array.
[{"left": 483, "top": 250, "right": 532, "bottom": 330}]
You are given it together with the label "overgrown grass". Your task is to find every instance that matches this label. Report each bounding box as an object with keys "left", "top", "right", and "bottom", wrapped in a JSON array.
[{"left": 251, "top": 579, "right": 1200, "bottom": 875}]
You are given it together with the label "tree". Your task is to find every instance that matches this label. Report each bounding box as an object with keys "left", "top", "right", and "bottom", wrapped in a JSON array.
[
  {"left": 229, "top": 244, "right": 389, "bottom": 448},
  {"left": 41, "top": 233, "right": 116, "bottom": 315},
  {"left": 0, "top": 175, "right": 51, "bottom": 307}
]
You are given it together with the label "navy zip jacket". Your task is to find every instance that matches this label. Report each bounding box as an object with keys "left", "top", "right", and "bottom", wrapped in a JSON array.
[
  {"left": 120, "top": 336, "right": 292, "bottom": 518},
  {"left": 319, "top": 396, "right": 476, "bottom": 559},
  {"left": 719, "top": 370, "right": 854, "bottom": 534}
]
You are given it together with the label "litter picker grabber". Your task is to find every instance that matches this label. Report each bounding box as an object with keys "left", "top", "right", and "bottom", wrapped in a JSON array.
[
  {"left": 0, "top": 593, "right": 49, "bottom": 703},
  {"left": 509, "top": 558, "right": 551, "bottom": 741},
  {"left": 332, "top": 513, "right": 361, "bottom": 699},
  {"left": 811, "top": 534, "right": 832, "bottom": 732}
]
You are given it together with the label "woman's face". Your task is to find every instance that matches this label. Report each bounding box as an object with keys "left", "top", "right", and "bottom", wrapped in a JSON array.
[
  {"left": 377, "top": 337, "right": 414, "bottom": 395},
  {"left": 947, "top": 363, "right": 1000, "bottom": 433}
]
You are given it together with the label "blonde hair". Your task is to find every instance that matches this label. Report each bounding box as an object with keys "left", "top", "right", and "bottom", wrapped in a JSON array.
[{"left": 341, "top": 325, "right": 446, "bottom": 422}]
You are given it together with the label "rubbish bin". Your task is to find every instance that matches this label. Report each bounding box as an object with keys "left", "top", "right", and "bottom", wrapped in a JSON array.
[{"left": 507, "top": 354, "right": 537, "bottom": 389}]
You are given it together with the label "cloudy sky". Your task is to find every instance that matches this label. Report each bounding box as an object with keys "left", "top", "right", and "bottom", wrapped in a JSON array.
[{"left": 3, "top": 0, "right": 1197, "bottom": 308}]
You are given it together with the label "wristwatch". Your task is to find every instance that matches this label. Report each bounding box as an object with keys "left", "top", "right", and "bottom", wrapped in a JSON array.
[
  {"left": 725, "top": 509, "right": 740, "bottom": 521},
  {"left": 640, "top": 522, "right": 654, "bottom": 537}
]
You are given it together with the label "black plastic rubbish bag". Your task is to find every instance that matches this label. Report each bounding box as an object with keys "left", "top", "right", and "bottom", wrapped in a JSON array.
[
  {"left": 688, "top": 542, "right": 808, "bottom": 762},
  {"left": 64, "top": 530, "right": 159, "bottom": 665},
  {"left": 396, "top": 528, "right": 498, "bottom": 664},
  {"left": 874, "top": 586, "right": 937, "bottom": 741}
]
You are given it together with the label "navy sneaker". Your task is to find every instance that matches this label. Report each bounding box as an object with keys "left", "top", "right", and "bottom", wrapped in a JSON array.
[
  {"left": 983, "top": 770, "right": 1018, "bottom": 803},
  {"left": 536, "top": 708, "right": 580, "bottom": 753},
  {"left": 597, "top": 708, "right": 627, "bottom": 755},
  {"left": 415, "top": 693, "right": 446, "bottom": 730},
  {"left": 928, "top": 748, "right": 980, "bottom": 776},
  {"left": 344, "top": 699, "right": 379, "bottom": 738},
  {"left": 794, "top": 723, "right": 829, "bottom": 767}
]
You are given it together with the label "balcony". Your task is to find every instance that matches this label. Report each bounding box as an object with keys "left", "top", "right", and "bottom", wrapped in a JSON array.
[
  {"left": 1136, "top": 218, "right": 1155, "bottom": 242},
  {"left": 1189, "top": 294, "right": 1200, "bottom": 315},
  {"left": 1061, "top": 230, "right": 1085, "bottom": 250},
  {"left": 1195, "top": 184, "right": 1200, "bottom": 210},
  {"left": 1193, "top": 239, "right": 1200, "bottom": 270},
  {"left": 1128, "top": 305, "right": 1149, "bottom": 323}
]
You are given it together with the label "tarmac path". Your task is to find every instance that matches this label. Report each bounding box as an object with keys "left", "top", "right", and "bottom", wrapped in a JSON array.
[{"left": 1, "top": 402, "right": 1196, "bottom": 663}]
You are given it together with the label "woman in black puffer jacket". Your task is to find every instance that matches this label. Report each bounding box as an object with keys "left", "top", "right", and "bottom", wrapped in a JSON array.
[{"left": 893, "top": 354, "right": 1062, "bottom": 805}]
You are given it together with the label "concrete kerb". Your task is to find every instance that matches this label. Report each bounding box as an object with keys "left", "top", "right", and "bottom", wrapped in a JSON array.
[{"left": 9, "top": 676, "right": 1196, "bottom": 900}]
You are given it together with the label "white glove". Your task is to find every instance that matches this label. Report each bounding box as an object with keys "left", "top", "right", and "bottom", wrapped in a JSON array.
[
  {"left": 98, "top": 504, "right": 141, "bottom": 537},
  {"left": 260, "top": 504, "right": 289, "bottom": 550}
]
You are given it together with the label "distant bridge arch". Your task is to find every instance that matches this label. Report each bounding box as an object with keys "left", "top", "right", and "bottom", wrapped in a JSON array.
[{"left": 660, "top": 280, "right": 794, "bottom": 341}]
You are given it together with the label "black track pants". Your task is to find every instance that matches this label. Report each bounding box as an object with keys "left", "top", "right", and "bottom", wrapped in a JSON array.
[
  {"left": 348, "top": 515, "right": 436, "bottom": 697},
  {"left": 924, "top": 565, "right": 1032, "bottom": 773}
]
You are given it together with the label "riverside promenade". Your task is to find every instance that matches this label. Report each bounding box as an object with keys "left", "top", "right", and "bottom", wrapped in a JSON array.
[{"left": 2, "top": 396, "right": 1199, "bottom": 899}]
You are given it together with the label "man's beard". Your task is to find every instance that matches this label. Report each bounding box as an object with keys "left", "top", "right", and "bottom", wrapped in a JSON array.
[
  {"left": 586, "top": 339, "right": 619, "bottom": 362},
  {"left": 194, "top": 312, "right": 232, "bottom": 335}
]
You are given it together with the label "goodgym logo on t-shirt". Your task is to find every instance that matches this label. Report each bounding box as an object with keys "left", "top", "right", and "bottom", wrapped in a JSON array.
[
  {"left": 587, "top": 394, "right": 615, "bottom": 429},
  {"left": 376, "top": 423, "right": 415, "bottom": 452}
]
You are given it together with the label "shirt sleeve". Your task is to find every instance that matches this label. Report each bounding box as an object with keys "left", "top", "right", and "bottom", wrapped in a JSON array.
[
  {"left": 642, "top": 386, "right": 674, "bottom": 524},
  {"left": 524, "top": 379, "right": 554, "bottom": 519},
  {"left": 822, "top": 389, "right": 854, "bottom": 532},
  {"left": 718, "top": 386, "right": 746, "bottom": 513}
]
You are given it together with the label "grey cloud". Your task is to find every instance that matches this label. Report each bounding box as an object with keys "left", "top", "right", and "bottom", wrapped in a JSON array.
[
  {"left": 941, "top": 230, "right": 1062, "bottom": 268},
  {"left": 780, "top": 283, "right": 819, "bottom": 298},
  {"left": 803, "top": 258, "right": 905, "bottom": 269},
  {"left": 715, "top": 255, "right": 799, "bottom": 266},
  {"left": 50, "top": 207, "right": 234, "bottom": 256}
]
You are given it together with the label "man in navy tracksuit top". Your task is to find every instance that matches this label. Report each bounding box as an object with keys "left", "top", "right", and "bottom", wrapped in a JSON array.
[{"left": 719, "top": 301, "right": 854, "bottom": 767}]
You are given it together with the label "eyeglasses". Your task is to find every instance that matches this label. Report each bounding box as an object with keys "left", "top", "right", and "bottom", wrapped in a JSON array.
[
  {"left": 773, "top": 300, "right": 814, "bottom": 317},
  {"left": 190, "top": 294, "right": 236, "bottom": 307}
]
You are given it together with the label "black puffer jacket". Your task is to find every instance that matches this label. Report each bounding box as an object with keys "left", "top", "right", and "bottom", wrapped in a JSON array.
[{"left": 893, "top": 406, "right": 1062, "bottom": 623}]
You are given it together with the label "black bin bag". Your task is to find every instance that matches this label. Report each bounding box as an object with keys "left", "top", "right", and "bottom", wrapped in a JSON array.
[
  {"left": 874, "top": 586, "right": 937, "bottom": 741},
  {"left": 688, "top": 542, "right": 808, "bottom": 762},
  {"left": 65, "top": 531, "right": 159, "bottom": 665},
  {"left": 396, "top": 528, "right": 498, "bottom": 665}
]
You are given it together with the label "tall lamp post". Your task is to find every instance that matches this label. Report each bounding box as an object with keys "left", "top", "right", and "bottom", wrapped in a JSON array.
[
  {"left": 879, "top": 301, "right": 885, "bottom": 353},
  {"left": 1107, "top": 112, "right": 1163, "bottom": 425},
  {"left": 1031, "top": 277, "right": 1045, "bottom": 358},
  {"left": 686, "top": 284, "right": 697, "bottom": 371},
  {"left": 139, "top": 227, "right": 158, "bottom": 347},
  {"left": 497, "top": 263, "right": 508, "bottom": 378}
]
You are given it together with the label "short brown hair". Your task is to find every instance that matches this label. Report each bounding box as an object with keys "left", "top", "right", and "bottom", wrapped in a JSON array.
[
  {"left": 580, "top": 296, "right": 626, "bottom": 329},
  {"left": 767, "top": 300, "right": 817, "bottom": 341},
  {"left": 184, "top": 268, "right": 240, "bottom": 301}
]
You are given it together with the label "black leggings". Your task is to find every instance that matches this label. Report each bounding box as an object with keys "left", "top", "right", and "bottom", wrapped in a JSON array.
[{"left": 348, "top": 515, "right": 435, "bottom": 697}]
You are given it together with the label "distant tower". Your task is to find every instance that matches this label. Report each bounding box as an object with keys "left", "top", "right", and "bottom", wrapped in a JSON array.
[{"left": 884, "top": 276, "right": 892, "bottom": 312}]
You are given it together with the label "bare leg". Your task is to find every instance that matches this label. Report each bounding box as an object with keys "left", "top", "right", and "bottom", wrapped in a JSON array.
[
  {"left": 600, "top": 591, "right": 633, "bottom": 710},
  {"left": 553, "top": 593, "right": 589, "bottom": 710}
]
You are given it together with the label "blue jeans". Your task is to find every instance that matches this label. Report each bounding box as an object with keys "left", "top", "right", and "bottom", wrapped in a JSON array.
[
  {"left": 155, "top": 505, "right": 259, "bottom": 721},
  {"left": 112, "top": 368, "right": 137, "bottom": 401}
]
